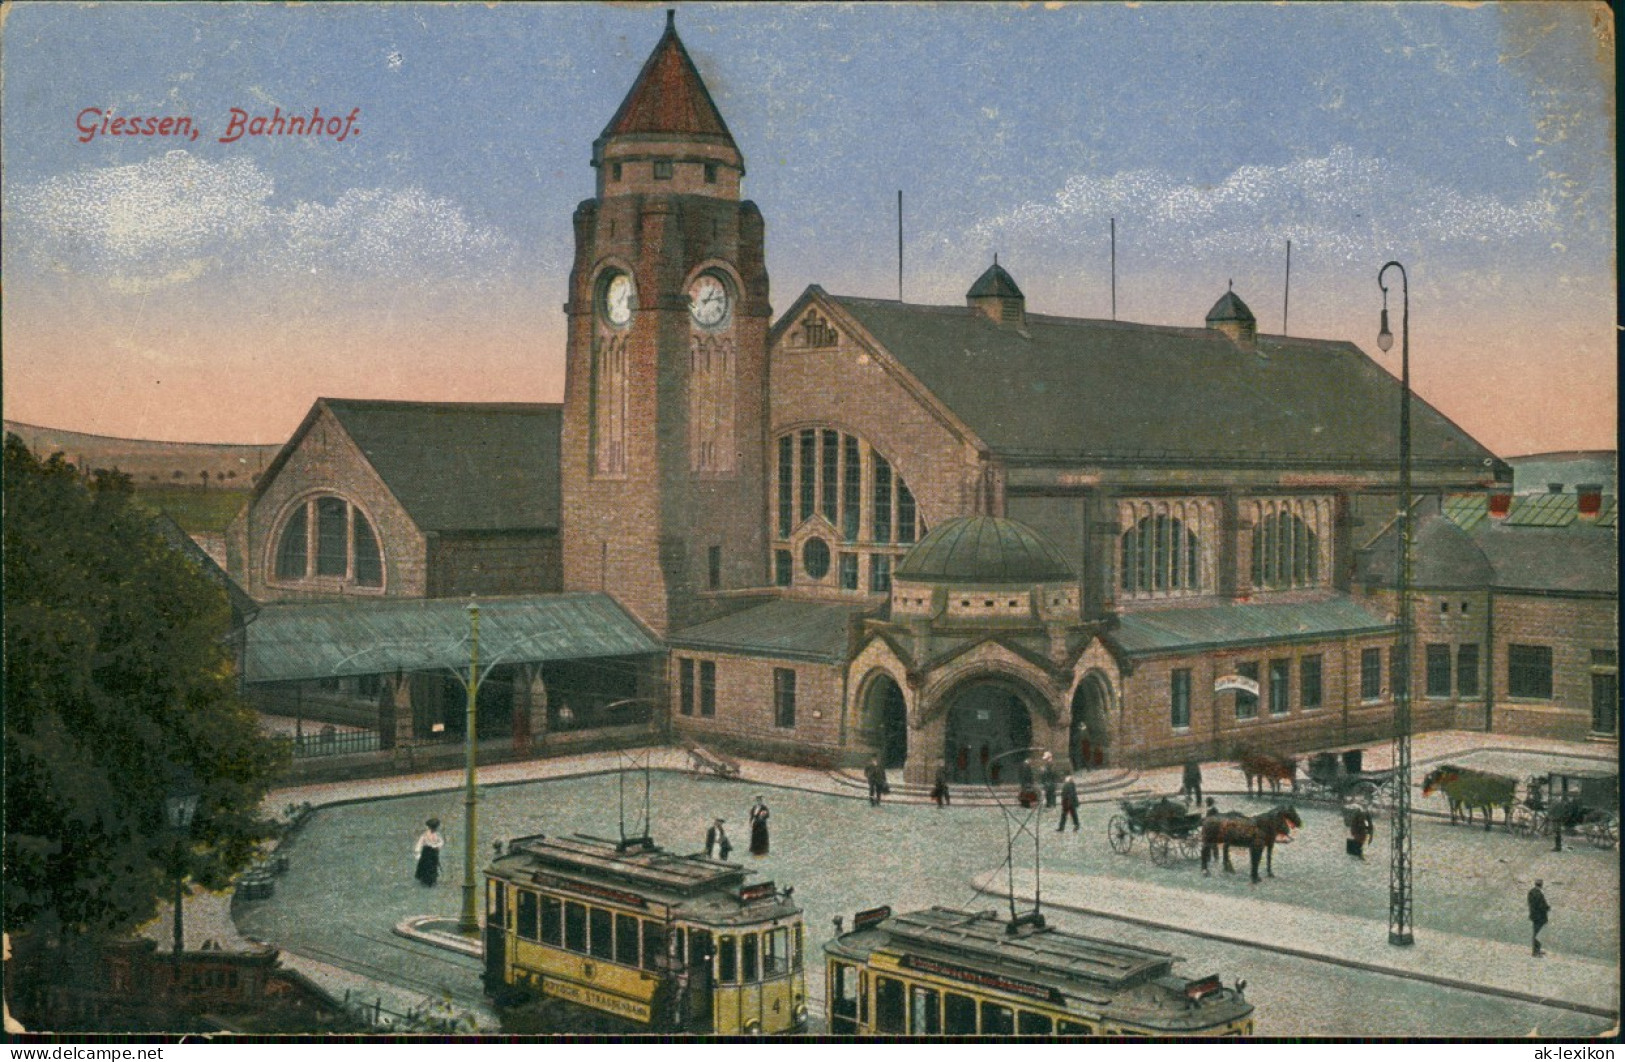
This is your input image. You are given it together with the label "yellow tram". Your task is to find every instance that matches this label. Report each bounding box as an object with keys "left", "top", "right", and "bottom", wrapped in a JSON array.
[
  {"left": 824, "top": 906, "right": 1254, "bottom": 1037},
  {"left": 484, "top": 833, "right": 808, "bottom": 1034}
]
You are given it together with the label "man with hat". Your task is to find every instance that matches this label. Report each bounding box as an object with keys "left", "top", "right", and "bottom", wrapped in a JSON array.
[
  {"left": 706, "top": 818, "right": 731, "bottom": 860},
  {"left": 1527, "top": 879, "right": 1550, "bottom": 957}
]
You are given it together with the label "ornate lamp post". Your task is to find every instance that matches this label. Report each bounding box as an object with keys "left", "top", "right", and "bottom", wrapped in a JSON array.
[
  {"left": 458, "top": 597, "right": 482, "bottom": 935},
  {"left": 164, "top": 782, "right": 202, "bottom": 977},
  {"left": 1378, "top": 261, "right": 1414, "bottom": 947}
]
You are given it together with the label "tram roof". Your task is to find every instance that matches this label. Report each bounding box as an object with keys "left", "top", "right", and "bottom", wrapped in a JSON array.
[{"left": 845, "top": 907, "right": 1176, "bottom": 992}]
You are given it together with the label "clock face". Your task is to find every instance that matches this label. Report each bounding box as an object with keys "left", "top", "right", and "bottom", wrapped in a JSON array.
[
  {"left": 688, "top": 274, "right": 731, "bottom": 329},
  {"left": 603, "top": 273, "right": 634, "bottom": 327}
]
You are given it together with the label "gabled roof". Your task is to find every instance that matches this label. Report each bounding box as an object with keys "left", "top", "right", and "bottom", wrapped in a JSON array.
[
  {"left": 967, "top": 262, "right": 1024, "bottom": 300},
  {"left": 819, "top": 293, "right": 1500, "bottom": 470},
  {"left": 257, "top": 399, "right": 561, "bottom": 535},
  {"left": 599, "top": 12, "right": 737, "bottom": 147},
  {"left": 1471, "top": 522, "right": 1617, "bottom": 595},
  {"left": 241, "top": 593, "right": 661, "bottom": 684}
]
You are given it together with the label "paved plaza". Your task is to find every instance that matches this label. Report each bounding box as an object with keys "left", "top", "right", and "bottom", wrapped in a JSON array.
[{"left": 159, "top": 731, "right": 1618, "bottom": 1037}]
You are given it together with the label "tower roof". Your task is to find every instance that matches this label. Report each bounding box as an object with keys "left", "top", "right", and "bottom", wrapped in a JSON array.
[
  {"left": 600, "top": 12, "right": 738, "bottom": 148},
  {"left": 967, "top": 262, "right": 1024, "bottom": 300},
  {"left": 1205, "top": 284, "right": 1255, "bottom": 325},
  {"left": 895, "top": 515, "right": 1075, "bottom": 585}
]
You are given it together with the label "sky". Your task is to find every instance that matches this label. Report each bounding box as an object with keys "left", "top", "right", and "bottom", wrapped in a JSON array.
[{"left": 1, "top": 2, "right": 1615, "bottom": 457}]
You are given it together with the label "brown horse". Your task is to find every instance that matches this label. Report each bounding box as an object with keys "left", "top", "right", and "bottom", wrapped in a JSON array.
[
  {"left": 1237, "top": 748, "right": 1299, "bottom": 796},
  {"left": 1421, "top": 765, "right": 1517, "bottom": 831},
  {"left": 1201, "top": 805, "right": 1303, "bottom": 883}
]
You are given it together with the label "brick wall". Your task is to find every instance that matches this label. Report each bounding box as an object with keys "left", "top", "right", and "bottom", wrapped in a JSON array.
[
  {"left": 427, "top": 531, "right": 561, "bottom": 597},
  {"left": 1490, "top": 592, "right": 1617, "bottom": 741},
  {"left": 669, "top": 650, "right": 846, "bottom": 762}
]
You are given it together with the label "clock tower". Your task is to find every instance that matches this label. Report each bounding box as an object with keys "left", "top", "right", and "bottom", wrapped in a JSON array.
[{"left": 561, "top": 11, "right": 770, "bottom": 635}]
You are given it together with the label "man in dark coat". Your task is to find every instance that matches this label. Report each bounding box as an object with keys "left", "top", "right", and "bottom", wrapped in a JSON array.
[
  {"left": 1346, "top": 807, "right": 1373, "bottom": 859},
  {"left": 866, "top": 759, "right": 886, "bottom": 806},
  {"left": 1528, "top": 879, "right": 1550, "bottom": 956},
  {"left": 931, "top": 766, "right": 951, "bottom": 807},
  {"left": 1056, "top": 778, "right": 1080, "bottom": 832},
  {"left": 705, "top": 818, "right": 731, "bottom": 860},
  {"left": 1040, "top": 753, "right": 1060, "bottom": 808},
  {"left": 1181, "top": 760, "right": 1203, "bottom": 805}
]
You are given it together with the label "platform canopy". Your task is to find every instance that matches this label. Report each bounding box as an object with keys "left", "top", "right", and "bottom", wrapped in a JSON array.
[{"left": 241, "top": 593, "right": 661, "bottom": 684}]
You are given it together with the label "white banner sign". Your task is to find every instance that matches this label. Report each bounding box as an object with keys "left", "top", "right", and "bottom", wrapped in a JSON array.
[{"left": 1214, "top": 674, "right": 1260, "bottom": 696}]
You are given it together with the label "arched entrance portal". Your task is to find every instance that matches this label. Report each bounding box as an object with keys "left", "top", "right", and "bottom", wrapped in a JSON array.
[
  {"left": 863, "top": 674, "right": 909, "bottom": 769},
  {"left": 942, "top": 679, "right": 1035, "bottom": 786},
  {"left": 1070, "top": 673, "right": 1110, "bottom": 770}
]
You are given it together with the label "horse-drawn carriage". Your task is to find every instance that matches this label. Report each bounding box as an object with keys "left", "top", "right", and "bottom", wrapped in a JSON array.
[
  {"left": 1108, "top": 796, "right": 1205, "bottom": 866},
  {"left": 1299, "top": 749, "right": 1397, "bottom": 809},
  {"left": 1509, "top": 768, "right": 1619, "bottom": 848}
]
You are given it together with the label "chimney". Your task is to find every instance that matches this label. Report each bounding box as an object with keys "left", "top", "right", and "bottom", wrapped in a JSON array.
[
  {"left": 1205, "top": 281, "right": 1257, "bottom": 349},
  {"left": 966, "top": 258, "right": 1025, "bottom": 328},
  {"left": 1577, "top": 484, "right": 1603, "bottom": 518},
  {"left": 1487, "top": 489, "right": 1512, "bottom": 519}
]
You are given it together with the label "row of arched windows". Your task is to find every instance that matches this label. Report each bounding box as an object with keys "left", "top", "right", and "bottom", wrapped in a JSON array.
[
  {"left": 1118, "top": 500, "right": 1216, "bottom": 597},
  {"left": 1250, "top": 500, "right": 1327, "bottom": 589},
  {"left": 273, "top": 495, "right": 383, "bottom": 588}
]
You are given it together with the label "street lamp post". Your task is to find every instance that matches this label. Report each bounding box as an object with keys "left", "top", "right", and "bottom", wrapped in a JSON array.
[
  {"left": 1378, "top": 261, "right": 1415, "bottom": 947},
  {"left": 164, "top": 784, "right": 201, "bottom": 980},
  {"left": 458, "top": 598, "right": 482, "bottom": 935}
]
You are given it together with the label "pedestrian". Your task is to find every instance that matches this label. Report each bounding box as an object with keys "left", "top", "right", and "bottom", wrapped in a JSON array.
[
  {"left": 1204, "top": 797, "right": 1219, "bottom": 819},
  {"left": 931, "top": 765, "right": 951, "bottom": 807},
  {"left": 1017, "top": 758, "right": 1038, "bottom": 808},
  {"left": 1057, "top": 778, "right": 1080, "bottom": 832},
  {"left": 1181, "top": 760, "right": 1203, "bottom": 805},
  {"left": 1552, "top": 798, "right": 1574, "bottom": 852},
  {"left": 1345, "top": 807, "right": 1373, "bottom": 859},
  {"left": 705, "top": 817, "right": 731, "bottom": 860},
  {"left": 1527, "top": 879, "right": 1550, "bottom": 957},
  {"left": 748, "top": 795, "right": 770, "bottom": 856},
  {"left": 1040, "top": 752, "right": 1059, "bottom": 808},
  {"left": 414, "top": 818, "right": 444, "bottom": 886},
  {"left": 866, "top": 759, "right": 887, "bottom": 806}
]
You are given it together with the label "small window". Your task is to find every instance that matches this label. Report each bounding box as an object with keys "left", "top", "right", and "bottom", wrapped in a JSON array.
[
  {"left": 944, "top": 993, "right": 977, "bottom": 1035},
  {"left": 488, "top": 879, "right": 506, "bottom": 924},
  {"left": 763, "top": 927, "right": 789, "bottom": 976},
  {"left": 615, "top": 913, "right": 640, "bottom": 966},
  {"left": 1509, "top": 644, "right": 1554, "bottom": 699},
  {"left": 653, "top": 160, "right": 673, "bottom": 180},
  {"left": 870, "top": 555, "right": 892, "bottom": 593},
  {"left": 774, "top": 668, "right": 796, "bottom": 729},
  {"left": 716, "top": 935, "right": 737, "bottom": 983},
  {"left": 704, "top": 162, "right": 718, "bottom": 183},
  {"left": 564, "top": 902, "right": 587, "bottom": 953},
  {"left": 1269, "top": 658, "right": 1290, "bottom": 715},
  {"left": 699, "top": 661, "right": 716, "bottom": 717},
  {"left": 803, "top": 537, "right": 831, "bottom": 579},
  {"left": 1461, "top": 601, "right": 1471, "bottom": 614},
  {"left": 541, "top": 896, "right": 562, "bottom": 946},
  {"left": 1301, "top": 654, "right": 1324, "bottom": 709},
  {"left": 708, "top": 545, "right": 722, "bottom": 590},
  {"left": 1170, "top": 669, "right": 1192, "bottom": 729},
  {"left": 775, "top": 549, "right": 792, "bottom": 587},
  {"left": 1426, "top": 644, "right": 1452, "bottom": 697},
  {"left": 589, "top": 907, "right": 613, "bottom": 959},
  {"left": 642, "top": 920, "right": 666, "bottom": 971},
  {"left": 679, "top": 658, "right": 695, "bottom": 716},
  {"left": 839, "top": 552, "right": 859, "bottom": 590},
  {"left": 741, "top": 933, "right": 759, "bottom": 982},
  {"left": 516, "top": 890, "right": 538, "bottom": 941},
  {"left": 910, "top": 985, "right": 941, "bottom": 1035},
  {"left": 612, "top": 162, "right": 623, "bottom": 181},
  {"left": 981, "top": 1000, "right": 1015, "bottom": 1036},
  {"left": 1361, "top": 648, "right": 1383, "bottom": 701},
  {"left": 875, "top": 976, "right": 906, "bottom": 1035},
  {"left": 1018, "top": 1011, "right": 1053, "bottom": 1035},
  {"left": 1235, "top": 661, "right": 1259, "bottom": 719},
  {"left": 1457, "top": 644, "right": 1480, "bottom": 698},
  {"left": 1391, "top": 646, "right": 1409, "bottom": 697}
]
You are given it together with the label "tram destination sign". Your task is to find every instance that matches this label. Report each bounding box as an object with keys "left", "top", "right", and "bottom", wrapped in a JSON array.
[
  {"left": 901, "top": 954, "right": 1063, "bottom": 1004},
  {"left": 853, "top": 906, "right": 892, "bottom": 928},
  {"left": 739, "top": 881, "right": 777, "bottom": 903}
]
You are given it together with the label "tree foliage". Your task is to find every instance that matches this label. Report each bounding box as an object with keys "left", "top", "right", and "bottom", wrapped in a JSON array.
[{"left": 4, "top": 435, "right": 286, "bottom": 939}]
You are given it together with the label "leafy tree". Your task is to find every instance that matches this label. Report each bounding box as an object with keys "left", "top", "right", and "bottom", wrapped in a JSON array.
[{"left": 3, "top": 434, "right": 286, "bottom": 943}]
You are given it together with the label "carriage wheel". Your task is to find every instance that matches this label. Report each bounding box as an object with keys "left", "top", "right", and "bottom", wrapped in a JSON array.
[
  {"left": 1587, "top": 817, "right": 1618, "bottom": 849},
  {"left": 1351, "top": 781, "right": 1380, "bottom": 810},
  {"left": 1108, "top": 815, "right": 1134, "bottom": 854},
  {"left": 1531, "top": 811, "right": 1551, "bottom": 838},
  {"left": 1178, "top": 833, "right": 1203, "bottom": 862},
  {"left": 1149, "top": 834, "right": 1173, "bottom": 866},
  {"left": 1509, "top": 806, "right": 1535, "bottom": 838}
]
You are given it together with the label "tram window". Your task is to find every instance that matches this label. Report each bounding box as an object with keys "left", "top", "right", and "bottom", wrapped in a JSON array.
[
  {"left": 763, "top": 927, "right": 789, "bottom": 975},
  {"left": 564, "top": 902, "right": 587, "bottom": 953},
  {"left": 1018, "top": 1011, "right": 1053, "bottom": 1036},
  {"left": 874, "top": 976, "right": 906, "bottom": 1035},
  {"left": 615, "top": 913, "right": 640, "bottom": 966},
  {"left": 944, "top": 992, "right": 977, "bottom": 1035},
  {"left": 541, "top": 896, "right": 562, "bottom": 946},
  {"left": 689, "top": 929, "right": 709, "bottom": 968},
  {"left": 1057, "top": 1019, "right": 1094, "bottom": 1036},
  {"left": 793, "top": 923, "right": 803, "bottom": 969},
  {"left": 488, "top": 881, "right": 505, "bottom": 925},
  {"left": 909, "top": 985, "right": 941, "bottom": 1035},
  {"left": 589, "top": 907, "right": 614, "bottom": 959},
  {"left": 981, "top": 1001, "right": 1015, "bottom": 1036},
  {"left": 516, "top": 890, "right": 539, "bottom": 942},
  {"left": 643, "top": 922, "right": 666, "bottom": 970},
  {"left": 741, "top": 933, "right": 759, "bottom": 982},
  {"left": 830, "top": 962, "right": 859, "bottom": 1033},
  {"left": 832, "top": 963, "right": 858, "bottom": 1007},
  {"left": 717, "top": 936, "right": 737, "bottom": 983}
]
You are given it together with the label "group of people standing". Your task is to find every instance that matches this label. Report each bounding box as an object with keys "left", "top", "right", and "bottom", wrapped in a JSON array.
[{"left": 704, "top": 796, "right": 772, "bottom": 860}]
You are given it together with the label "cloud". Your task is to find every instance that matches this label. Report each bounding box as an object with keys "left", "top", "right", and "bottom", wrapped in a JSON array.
[
  {"left": 951, "top": 145, "right": 1558, "bottom": 267},
  {"left": 8, "top": 152, "right": 515, "bottom": 292}
]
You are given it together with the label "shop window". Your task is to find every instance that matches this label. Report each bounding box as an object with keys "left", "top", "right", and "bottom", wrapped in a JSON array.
[
  {"left": 1508, "top": 644, "right": 1553, "bottom": 699},
  {"left": 1301, "top": 654, "right": 1323, "bottom": 709},
  {"left": 1426, "top": 644, "right": 1452, "bottom": 697}
]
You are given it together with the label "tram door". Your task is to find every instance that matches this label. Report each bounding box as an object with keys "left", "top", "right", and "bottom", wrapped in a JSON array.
[
  {"left": 689, "top": 930, "right": 714, "bottom": 1033},
  {"left": 736, "top": 932, "right": 764, "bottom": 1032}
]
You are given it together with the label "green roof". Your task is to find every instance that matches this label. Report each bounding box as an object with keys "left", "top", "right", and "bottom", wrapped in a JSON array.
[
  {"left": 242, "top": 593, "right": 660, "bottom": 684},
  {"left": 825, "top": 293, "right": 1499, "bottom": 470},
  {"left": 668, "top": 598, "right": 873, "bottom": 663},
  {"left": 895, "top": 515, "right": 1074, "bottom": 584},
  {"left": 966, "top": 262, "right": 1024, "bottom": 299},
  {"left": 1114, "top": 597, "right": 1393, "bottom": 655}
]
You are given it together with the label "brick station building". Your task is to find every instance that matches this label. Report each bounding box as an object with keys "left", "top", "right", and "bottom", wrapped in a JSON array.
[{"left": 228, "top": 13, "right": 1614, "bottom": 780}]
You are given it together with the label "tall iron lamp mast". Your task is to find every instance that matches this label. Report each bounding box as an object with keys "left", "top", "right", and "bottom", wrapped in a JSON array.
[
  {"left": 1377, "top": 261, "right": 1414, "bottom": 947},
  {"left": 458, "top": 598, "right": 482, "bottom": 934}
]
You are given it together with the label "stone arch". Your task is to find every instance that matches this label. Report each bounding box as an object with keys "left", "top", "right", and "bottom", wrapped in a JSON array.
[
  {"left": 857, "top": 668, "right": 909, "bottom": 769},
  {"left": 932, "top": 669, "right": 1053, "bottom": 786},
  {"left": 1069, "top": 669, "right": 1115, "bottom": 770}
]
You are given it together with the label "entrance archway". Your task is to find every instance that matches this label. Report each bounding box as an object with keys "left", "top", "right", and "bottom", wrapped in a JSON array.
[
  {"left": 863, "top": 674, "right": 909, "bottom": 769},
  {"left": 1069, "top": 673, "right": 1110, "bottom": 769},
  {"left": 942, "top": 678, "right": 1036, "bottom": 785}
]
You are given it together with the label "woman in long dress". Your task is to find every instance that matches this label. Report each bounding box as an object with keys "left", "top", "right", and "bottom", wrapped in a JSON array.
[
  {"left": 415, "top": 818, "right": 444, "bottom": 886},
  {"left": 748, "top": 797, "right": 770, "bottom": 857}
]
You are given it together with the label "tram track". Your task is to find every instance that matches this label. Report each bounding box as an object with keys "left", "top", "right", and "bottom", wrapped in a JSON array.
[{"left": 270, "top": 929, "right": 491, "bottom": 1016}]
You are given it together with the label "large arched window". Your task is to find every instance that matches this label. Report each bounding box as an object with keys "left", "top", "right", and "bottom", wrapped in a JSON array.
[
  {"left": 772, "top": 428, "right": 922, "bottom": 594},
  {"left": 271, "top": 495, "right": 384, "bottom": 589},
  {"left": 1117, "top": 499, "right": 1215, "bottom": 599},
  {"left": 1250, "top": 499, "right": 1329, "bottom": 590}
]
